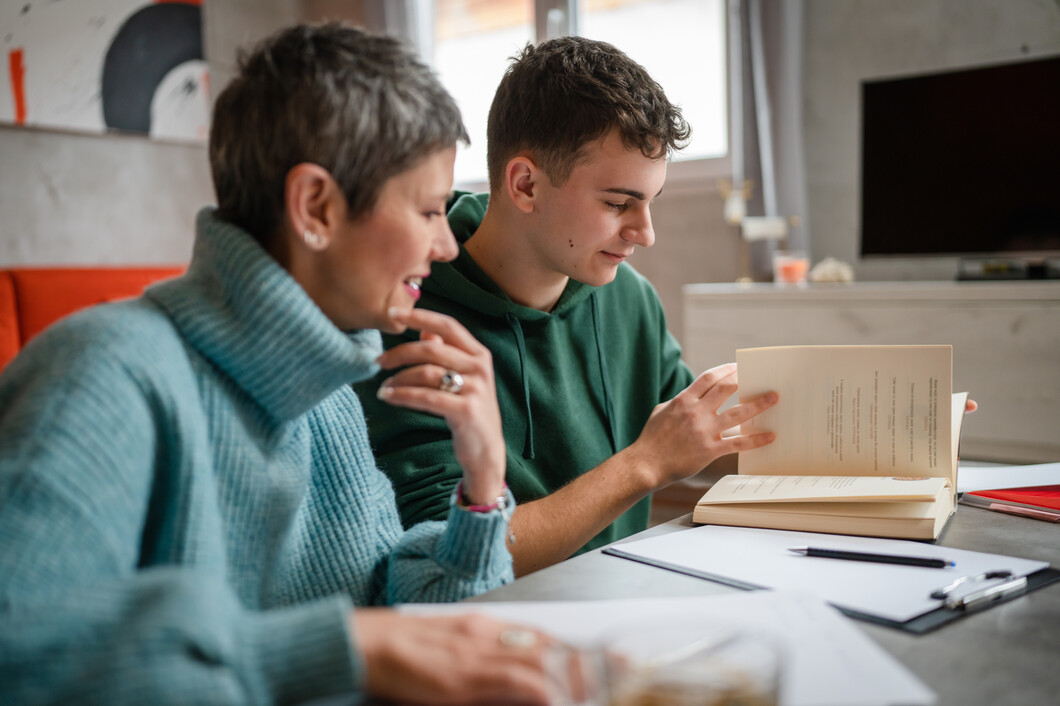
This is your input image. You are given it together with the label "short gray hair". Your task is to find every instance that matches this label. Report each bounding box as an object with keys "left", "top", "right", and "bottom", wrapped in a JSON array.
[{"left": 210, "top": 22, "right": 468, "bottom": 241}]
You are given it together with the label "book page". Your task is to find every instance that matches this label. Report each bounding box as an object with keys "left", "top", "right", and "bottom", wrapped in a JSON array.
[
  {"left": 700, "top": 474, "right": 950, "bottom": 504},
  {"left": 723, "top": 499, "right": 942, "bottom": 520},
  {"left": 736, "top": 345, "right": 952, "bottom": 478},
  {"left": 957, "top": 461, "right": 1060, "bottom": 492}
]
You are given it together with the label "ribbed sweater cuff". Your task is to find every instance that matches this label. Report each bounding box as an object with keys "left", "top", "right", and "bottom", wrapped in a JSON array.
[
  {"left": 240, "top": 595, "right": 359, "bottom": 703},
  {"left": 439, "top": 489, "right": 515, "bottom": 577}
]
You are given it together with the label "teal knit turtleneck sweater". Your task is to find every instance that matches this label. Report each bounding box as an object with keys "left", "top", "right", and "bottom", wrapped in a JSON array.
[{"left": 0, "top": 208, "right": 514, "bottom": 704}]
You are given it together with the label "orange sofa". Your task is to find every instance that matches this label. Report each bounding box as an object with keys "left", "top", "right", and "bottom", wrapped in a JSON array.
[{"left": 0, "top": 267, "right": 185, "bottom": 372}]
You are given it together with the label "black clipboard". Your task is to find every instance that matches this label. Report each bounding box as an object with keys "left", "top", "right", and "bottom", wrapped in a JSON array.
[{"left": 602, "top": 546, "right": 1060, "bottom": 634}]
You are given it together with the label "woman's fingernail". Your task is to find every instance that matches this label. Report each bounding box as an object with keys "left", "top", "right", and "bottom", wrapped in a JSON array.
[
  {"left": 387, "top": 306, "right": 403, "bottom": 319},
  {"left": 376, "top": 385, "right": 392, "bottom": 400}
]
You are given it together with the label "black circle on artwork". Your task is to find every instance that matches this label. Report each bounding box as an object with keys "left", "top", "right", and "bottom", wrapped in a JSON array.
[{"left": 101, "top": 3, "right": 203, "bottom": 134}]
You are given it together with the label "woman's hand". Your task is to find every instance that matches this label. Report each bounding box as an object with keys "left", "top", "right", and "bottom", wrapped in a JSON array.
[
  {"left": 352, "top": 609, "right": 553, "bottom": 705},
  {"left": 375, "top": 307, "right": 505, "bottom": 506},
  {"left": 625, "top": 363, "right": 778, "bottom": 488}
]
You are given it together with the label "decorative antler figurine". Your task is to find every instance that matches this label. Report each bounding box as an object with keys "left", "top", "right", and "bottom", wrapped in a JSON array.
[{"left": 717, "top": 178, "right": 754, "bottom": 225}]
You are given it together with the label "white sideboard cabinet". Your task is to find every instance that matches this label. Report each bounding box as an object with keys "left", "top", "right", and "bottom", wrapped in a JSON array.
[{"left": 682, "top": 281, "right": 1060, "bottom": 463}]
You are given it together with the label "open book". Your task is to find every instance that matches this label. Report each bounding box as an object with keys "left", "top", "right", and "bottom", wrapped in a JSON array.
[{"left": 693, "top": 345, "right": 969, "bottom": 540}]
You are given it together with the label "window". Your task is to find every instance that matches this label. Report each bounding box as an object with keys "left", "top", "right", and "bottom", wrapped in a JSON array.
[
  {"left": 578, "top": 0, "right": 727, "bottom": 162},
  {"left": 432, "top": 1, "right": 534, "bottom": 185},
  {"left": 430, "top": 0, "right": 728, "bottom": 186}
]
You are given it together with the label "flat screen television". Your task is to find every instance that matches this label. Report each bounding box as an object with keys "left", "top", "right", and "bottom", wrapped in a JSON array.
[{"left": 860, "top": 55, "right": 1060, "bottom": 272}]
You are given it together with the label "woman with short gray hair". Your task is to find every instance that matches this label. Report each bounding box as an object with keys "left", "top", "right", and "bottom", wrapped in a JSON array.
[{"left": 0, "top": 23, "right": 551, "bottom": 705}]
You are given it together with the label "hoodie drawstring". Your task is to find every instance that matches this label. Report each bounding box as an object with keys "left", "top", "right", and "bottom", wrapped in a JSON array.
[
  {"left": 591, "top": 293, "right": 619, "bottom": 454},
  {"left": 505, "top": 313, "right": 535, "bottom": 460}
]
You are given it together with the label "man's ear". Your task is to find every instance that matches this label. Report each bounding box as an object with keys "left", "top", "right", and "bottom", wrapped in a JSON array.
[
  {"left": 505, "top": 155, "right": 540, "bottom": 215},
  {"left": 285, "top": 163, "right": 340, "bottom": 251}
]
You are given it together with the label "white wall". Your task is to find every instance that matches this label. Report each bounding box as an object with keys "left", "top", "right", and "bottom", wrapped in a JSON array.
[
  {"left": 0, "top": 124, "right": 210, "bottom": 265},
  {"left": 803, "top": 0, "right": 1060, "bottom": 281}
]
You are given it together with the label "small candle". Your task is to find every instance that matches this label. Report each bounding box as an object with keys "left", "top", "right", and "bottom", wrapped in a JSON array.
[{"left": 773, "top": 251, "right": 809, "bottom": 285}]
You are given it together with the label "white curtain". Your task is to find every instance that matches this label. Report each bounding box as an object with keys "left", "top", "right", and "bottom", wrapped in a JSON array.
[
  {"left": 731, "top": 0, "right": 809, "bottom": 275},
  {"left": 358, "top": 0, "right": 433, "bottom": 61}
]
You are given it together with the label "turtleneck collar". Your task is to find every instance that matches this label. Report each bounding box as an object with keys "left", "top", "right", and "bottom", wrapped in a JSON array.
[{"left": 146, "top": 207, "right": 382, "bottom": 422}]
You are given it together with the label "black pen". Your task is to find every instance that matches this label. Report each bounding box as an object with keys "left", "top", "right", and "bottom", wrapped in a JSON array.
[{"left": 788, "top": 546, "right": 955, "bottom": 568}]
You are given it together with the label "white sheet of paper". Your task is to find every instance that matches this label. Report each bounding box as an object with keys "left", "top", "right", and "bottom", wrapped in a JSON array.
[
  {"left": 402, "top": 590, "right": 935, "bottom": 706},
  {"left": 957, "top": 462, "right": 1060, "bottom": 492},
  {"left": 609, "top": 525, "right": 1047, "bottom": 623}
]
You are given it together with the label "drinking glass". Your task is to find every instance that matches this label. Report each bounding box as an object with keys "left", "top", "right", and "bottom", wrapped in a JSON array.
[{"left": 547, "top": 622, "right": 784, "bottom": 706}]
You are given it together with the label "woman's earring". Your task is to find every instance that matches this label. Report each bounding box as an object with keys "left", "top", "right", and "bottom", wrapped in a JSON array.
[{"left": 303, "top": 229, "right": 327, "bottom": 250}]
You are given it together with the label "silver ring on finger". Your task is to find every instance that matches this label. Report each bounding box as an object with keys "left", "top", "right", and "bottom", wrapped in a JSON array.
[
  {"left": 499, "top": 628, "right": 537, "bottom": 649},
  {"left": 439, "top": 369, "right": 465, "bottom": 394}
]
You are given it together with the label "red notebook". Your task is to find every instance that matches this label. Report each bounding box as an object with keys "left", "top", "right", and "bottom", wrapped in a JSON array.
[
  {"left": 961, "top": 485, "right": 1060, "bottom": 521},
  {"left": 969, "top": 485, "right": 1060, "bottom": 510}
]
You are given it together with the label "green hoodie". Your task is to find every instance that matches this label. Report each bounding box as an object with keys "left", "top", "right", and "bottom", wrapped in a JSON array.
[{"left": 356, "top": 192, "right": 694, "bottom": 555}]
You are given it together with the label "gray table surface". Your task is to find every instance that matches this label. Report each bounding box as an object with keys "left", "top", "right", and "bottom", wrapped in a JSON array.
[{"left": 467, "top": 506, "right": 1060, "bottom": 706}]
